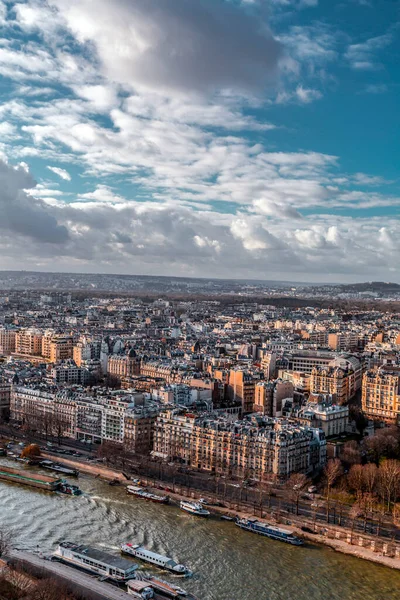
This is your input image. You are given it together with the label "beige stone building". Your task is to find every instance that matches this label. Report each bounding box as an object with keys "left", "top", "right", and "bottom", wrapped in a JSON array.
[{"left": 362, "top": 367, "right": 400, "bottom": 424}]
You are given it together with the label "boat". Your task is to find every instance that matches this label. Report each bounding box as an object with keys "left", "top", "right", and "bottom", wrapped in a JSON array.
[
  {"left": 126, "top": 580, "right": 154, "bottom": 599},
  {"left": 235, "top": 518, "right": 303, "bottom": 545},
  {"left": 0, "top": 464, "right": 62, "bottom": 491},
  {"left": 53, "top": 542, "right": 138, "bottom": 582},
  {"left": 136, "top": 573, "right": 188, "bottom": 598},
  {"left": 127, "top": 485, "right": 169, "bottom": 504},
  {"left": 58, "top": 481, "right": 82, "bottom": 496},
  {"left": 121, "top": 543, "right": 191, "bottom": 576},
  {"left": 179, "top": 500, "right": 210, "bottom": 517},
  {"left": 220, "top": 514, "right": 236, "bottom": 522},
  {"left": 40, "top": 459, "right": 79, "bottom": 477}
]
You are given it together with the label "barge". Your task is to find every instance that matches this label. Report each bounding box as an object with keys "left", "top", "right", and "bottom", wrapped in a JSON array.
[
  {"left": 236, "top": 518, "right": 303, "bottom": 545},
  {"left": 0, "top": 465, "right": 62, "bottom": 491},
  {"left": 127, "top": 485, "right": 169, "bottom": 504},
  {"left": 40, "top": 460, "right": 79, "bottom": 477}
]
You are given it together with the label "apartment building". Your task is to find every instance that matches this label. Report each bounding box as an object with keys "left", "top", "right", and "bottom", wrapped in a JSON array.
[
  {"left": 254, "top": 380, "right": 294, "bottom": 416},
  {"left": 227, "top": 369, "right": 257, "bottom": 414},
  {"left": 124, "top": 408, "right": 158, "bottom": 455},
  {"left": 152, "top": 410, "right": 196, "bottom": 463},
  {"left": 0, "top": 328, "right": 16, "bottom": 355},
  {"left": 295, "top": 401, "right": 349, "bottom": 437},
  {"left": 11, "top": 386, "right": 77, "bottom": 438},
  {"left": 310, "top": 366, "right": 354, "bottom": 405},
  {"left": 328, "top": 332, "right": 359, "bottom": 352},
  {"left": 15, "top": 329, "right": 43, "bottom": 356},
  {"left": 50, "top": 361, "right": 89, "bottom": 385},
  {"left": 0, "top": 382, "right": 11, "bottom": 420},
  {"left": 362, "top": 367, "right": 400, "bottom": 424},
  {"left": 190, "top": 415, "right": 326, "bottom": 479}
]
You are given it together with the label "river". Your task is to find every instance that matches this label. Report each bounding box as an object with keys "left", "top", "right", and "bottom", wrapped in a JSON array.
[{"left": 0, "top": 462, "right": 399, "bottom": 600}]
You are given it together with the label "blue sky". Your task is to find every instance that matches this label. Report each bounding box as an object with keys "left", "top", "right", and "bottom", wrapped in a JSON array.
[{"left": 0, "top": 0, "right": 399, "bottom": 282}]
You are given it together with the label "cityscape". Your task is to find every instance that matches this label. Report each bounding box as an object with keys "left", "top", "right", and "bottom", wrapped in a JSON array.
[{"left": 0, "top": 1, "right": 399, "bottom": 600}]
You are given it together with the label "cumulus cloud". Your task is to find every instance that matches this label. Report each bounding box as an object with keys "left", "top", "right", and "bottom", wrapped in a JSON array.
[
  {"left": 0, "top": 158, "right": 69, "bottom": 243},
  {"left": 51, "top": 0, "right": 282, "bottom": 97},
  {"left": 47, "top": 166, "right": 71, "bottom": 181}
]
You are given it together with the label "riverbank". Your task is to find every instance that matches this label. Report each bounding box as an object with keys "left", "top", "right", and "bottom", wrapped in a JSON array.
[{"left": 19, "top": 450, "right": 400, "bottom": 571}]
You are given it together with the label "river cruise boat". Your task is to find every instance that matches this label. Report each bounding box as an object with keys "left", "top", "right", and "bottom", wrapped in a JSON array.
[
  {"left": 121, "top": 543, "right": 191, "bottom": 576},
  {"left": 53, "top": 542, "right": 138, "bottom": 582},
  {"left": 236, "top": 518, "right": 303, "bottom": 545},
  {"left": 179, "top": 501, "right": 210, "bottom": 517},
  {"left": 127, "top": 485, "right": 169, "bottom": 504},
  {"left": 40, "top": 460, "right": 79, "bottom": 477}
]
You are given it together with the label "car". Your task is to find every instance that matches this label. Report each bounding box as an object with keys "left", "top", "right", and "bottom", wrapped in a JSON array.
[
  {"left": 308, "top": 485, "right": 317, "bottom": 494},
  {"left": 131, "top": 478, "right": 142, "bottom": 485}
]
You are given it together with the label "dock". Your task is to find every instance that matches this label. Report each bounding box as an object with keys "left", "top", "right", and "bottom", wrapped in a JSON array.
[{"left": 8, "top": 550, "right": 133, "bottom": 600}]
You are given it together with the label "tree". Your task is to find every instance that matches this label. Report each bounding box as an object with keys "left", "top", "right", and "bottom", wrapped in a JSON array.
[
  {"left": 0, "top": 525, "right": 13, "bottom": 559},
  {"left": 365, "top": 428, "right": 400, "bottom": 463},
  {"left": 378, "top": 459, "right": 400, "bottom": 511},
  {"left": 20, "top": 444, "right": 41, "bottom": 459},
  {"left": 324, "top": 459, "right": 343, "bottom": 521},
  {"left": 340, "top": 441, "right": 361, "bottom": 468},
  {"left": 284, "top": 473, "right": 308, "bottom": 516},
  {"left": 27, "top": 578, "right": 74, "bottom": 600},
  {"left": 347, "top": 464, "right": 364, "bottom": 499},
  {"left": 362, "top": 462, "right": 378, "bottom": 496}
]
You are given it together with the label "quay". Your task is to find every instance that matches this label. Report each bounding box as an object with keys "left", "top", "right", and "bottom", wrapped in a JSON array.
[{"left": 8, "top": 550, "right": 134, "bottom": 600}]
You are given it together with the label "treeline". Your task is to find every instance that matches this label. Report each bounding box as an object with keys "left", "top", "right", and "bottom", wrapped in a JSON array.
[{"left": 325, "top": 426, "right": 400, "bottom": 516}]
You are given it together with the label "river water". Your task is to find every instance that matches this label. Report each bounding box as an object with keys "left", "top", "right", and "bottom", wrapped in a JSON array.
[{"left": 0, "top": 461, "right": 399, "bottom": 600}]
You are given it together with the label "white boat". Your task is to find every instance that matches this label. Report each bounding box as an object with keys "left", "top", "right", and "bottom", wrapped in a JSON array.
[
  {"left": 179, "top": 500, "right": 210, "bottom": 517},
  {"left": 53, "top": 542, "right": 138, "bottom": 582},
  {"left": 121, "top": 543, "right": 191, "bottom": 576}
]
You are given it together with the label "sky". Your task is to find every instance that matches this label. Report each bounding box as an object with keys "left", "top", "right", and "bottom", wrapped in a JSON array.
[{"left": 0, "top": 0, "right": 399, "bottom": 283}]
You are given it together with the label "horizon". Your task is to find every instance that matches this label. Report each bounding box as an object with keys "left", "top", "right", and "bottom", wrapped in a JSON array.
[{"left": 0, "top": 1, "right": 399, "bottom": 281}]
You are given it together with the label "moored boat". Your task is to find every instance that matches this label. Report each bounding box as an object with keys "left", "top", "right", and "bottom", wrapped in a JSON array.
[
  {"left": 53, "top": 541, "right": 138, "bottom": 582},
  {"left": 136, "top": 573, "right": 188, "bottom": 598},
  {"left": 179, "top": 501, "right": 210, "bottom": 517},
  {"left": 127, "top": 485, "right": 169, "bottom": 504},
  {"left": 58, "top": 480, "right": 82, "bottom": 496},
  {"left": 40, "top": 459, "right": 79, "bottom": 477},
  {"left": 121, "top": 543, "right": 191, "bottom": 576},
  {"left": 235, "top": 518, "right": 303, "bottom": 545}
]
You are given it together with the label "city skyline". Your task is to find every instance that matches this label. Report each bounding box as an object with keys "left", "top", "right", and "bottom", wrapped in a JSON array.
[{"left": 0, "top": 1, "right": 399, "bottom": 282}]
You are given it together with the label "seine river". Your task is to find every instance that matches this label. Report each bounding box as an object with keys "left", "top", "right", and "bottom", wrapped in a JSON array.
[{"left": 0, "top": 463, "right": 399, "bottom": 600}]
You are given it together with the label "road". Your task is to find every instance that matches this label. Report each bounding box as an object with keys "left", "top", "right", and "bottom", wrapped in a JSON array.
[{"left": 8, "top": 550, "right": 132, "bottom": 600}]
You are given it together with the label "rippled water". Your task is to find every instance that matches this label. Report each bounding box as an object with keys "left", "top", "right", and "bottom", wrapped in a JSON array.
[{"left": 0, "top": 461, "right": 399, "bottom": 600}]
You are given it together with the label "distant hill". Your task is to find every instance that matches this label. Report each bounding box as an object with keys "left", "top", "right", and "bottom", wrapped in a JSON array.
[{"left": 337, "top": 281, "right": 400, "bottom": 293}]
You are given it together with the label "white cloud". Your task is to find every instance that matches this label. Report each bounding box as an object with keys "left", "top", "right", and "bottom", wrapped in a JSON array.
[
  {"left": 345, "top": 33, "right": 392, "bottom": 70},
  {"left": 47, "top": 166, "right": 71, "bottom": 181}
]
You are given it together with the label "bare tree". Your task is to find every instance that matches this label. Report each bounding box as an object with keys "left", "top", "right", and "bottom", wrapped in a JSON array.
[
  {"left": 324, "top": 459, "right": 343, "bottom": 521},
  {"left": 284, "top": 473, "right": 308, "bottom": 516},
  {"left": 378, "top": 459, "right": 400, "bottom": 512},
  {"left": 347, "top": 464, "right": 364, "bottom": 499},
  {"left": 0, "top": 525, "right": 14, "bottom": 558},
  {"left": 362, "top": 462, "right": 379, "bottom": 496},
  {"left": 340, "top": 441, "right": 361, "bottom": 468}
]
